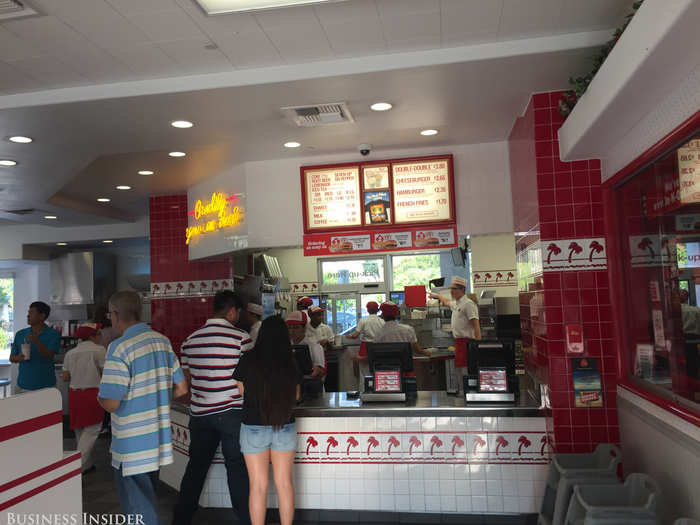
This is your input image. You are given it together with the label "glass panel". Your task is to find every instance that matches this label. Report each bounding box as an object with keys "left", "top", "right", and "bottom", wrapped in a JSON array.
[
  {"left": 360, "top": 293, "right": 386, "bottom": 317},
  {"left": 616, "top": 135, "right": 700, "bottom": 408},
  {"left": 334, "top": 297, "right": 358, "bottom": 335},
  {"left": 0, "top": 278, "right": 14, "bottom": 361},
  {"left": 320, "top": 258, "right": 384, "bottom": 286},
  {"left": 391, "top": 253, "right": 441, "bottom": 289}
]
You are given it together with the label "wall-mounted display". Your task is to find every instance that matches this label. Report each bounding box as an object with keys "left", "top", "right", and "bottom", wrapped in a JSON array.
[
  {"left": 303, "top": 166, "right": 361, "bottom": 230},
  {"left": 364, "top": 191, "right": 391, "bottom": 225},
  {"left": 363, "top": 165, "right": 389, "bottom": 189},
  {"left": 392, "top": 158, "right": 452, "bottom": 224}
]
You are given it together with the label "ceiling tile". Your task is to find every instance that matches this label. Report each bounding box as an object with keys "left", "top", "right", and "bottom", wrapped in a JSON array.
[
  {"left": 63, "top": 11, "right": 151, "bottom": 50},
  {"left": 0, "top": 61, "right": 42, "bottom": 93},
  {"left": 157, "top": 37, "right": 233, "bottom": 73},
  {"left": 254, "top": 6, "right": 322, "bottom": 30},
  {"left": 215, "top": 32, "right": 283, "bottom": 68},
  {"left": 263, "top": 28, "right": 333, "bottom": 62},
  {"left": 1, "top": 16, "right": 87, "bottom": 48},
  {"left": 387, "top": 35, "right": 441, "bottom": 53},
  {"left": 314, "top": 0, "right": 379, "bottom": 25},
  {"left": 183, "top": 8, "right": 260, "bottom": 38},
  {"left": 559, "top": 0, "right": 631, "bottom": 31},
  {"left": 109, "top": 43, "right": 183, "bottom": 77},
  {"left": 0, "top": 26, "right": 46, "bottom": 61},
  {"left": 128, "top": 8, "right": 207, "bottom": 42},
  {"left": 376, "top": 0, "right": 439, "bottom": 17},
  {"left": 498, "top": 0, "right": 563, "bottom": 38},
  {"left": 322, "top": 21, "right": 386, "bottom": 57},
  {"left": 381, "top": 12, "right": 440, "bottom": 44},
  {"left": 106, "top": 0, "right": 181, "bottom": 16},
  {"left": 50, "top": 39, "right": 135, "bottom": 82},
  {"left": 440, "top": 0, "right": 503, "bottom": 39},
  {"left": 6, "top": 55, "right": 87, "bottom": 88}
]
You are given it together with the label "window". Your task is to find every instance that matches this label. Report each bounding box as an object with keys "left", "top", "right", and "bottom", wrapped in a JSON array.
[
  {"left": 0, "top": 277, "right": 14, "bottom": 361},
  {"left": 320, "top": 258, "right": 385, "bottom": 289},
  {"left": 391, "top": 253, "right": 441, "bottom": 289},
  {"left": 615, "top": 135, "right": 700, "bottom": 410}
]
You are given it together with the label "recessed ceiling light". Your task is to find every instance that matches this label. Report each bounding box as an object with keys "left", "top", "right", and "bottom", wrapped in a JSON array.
[
  {"left": 169, "top": 151, "right": 186, "bottom": 157},
  {"left": 44, "top": 215, "right": 57, "bottom": 220},
  {"left": 284, "top": 142, "right": 301, "bottom": 148},
  {"left": 8, "top": 136, "right": 32, "bottom": 144},
  {"left": 194, "top": 0, "right": 343, "bottom": 15},
  {"left": 0, "top": 159, "right": 17, "bottom": 166},
  {"left": 171, "top": 120, "right": 193, "bottom": 129},
  {"left": 97, "top": 198, "right": 111, "bottom": 203},
  {"left": 370, "top": 102, "right": 392, "bottom": 112},
  {"left": 420, "top": 129, "right": 439, "bottom": 136},
  {"left": 102, "top": 240, "right": 113, "bottom": 244},
  {"left": 116, "top": 185, "right": 131, "bottom": 190},
  {"left": 56, "top": 242, "right": 67, "bottom": 246},
  {"left": 138, "top": 170, "right": 154, "bottom": 176}
]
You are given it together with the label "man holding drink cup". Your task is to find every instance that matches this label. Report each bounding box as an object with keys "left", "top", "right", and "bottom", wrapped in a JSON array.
[{"left": 10, "top": 301, "right": 61, "bottom": 392}]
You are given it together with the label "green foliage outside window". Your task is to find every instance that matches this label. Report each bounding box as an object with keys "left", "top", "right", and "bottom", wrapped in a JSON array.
[{"left": 391, "top": 254, "right": 441, "bottom": 289}]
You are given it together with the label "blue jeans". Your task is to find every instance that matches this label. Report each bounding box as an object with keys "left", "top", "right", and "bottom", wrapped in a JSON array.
[
  {"left": 113, "top": 466, "right": 161, "bottom": 525},
  {"left": 173, "top": 409, "right": 250, "bottom": 525}
]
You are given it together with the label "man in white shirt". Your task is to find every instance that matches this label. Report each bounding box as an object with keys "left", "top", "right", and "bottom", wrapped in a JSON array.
[
  {"left": 62, "top": 324, "right": 106, "bottom": 473},
  {"left": 287, "top": 311, "right": 325, "bottom": 378},
  {"left": 246, "top": 302, "right": 263, "bottom": 344},
  {"left": 374, "top": 301, "right": 431, "bottom": 357},
  {"left": 346, "top": 301, "right": 385, "bottom": 357},
  {"left": 430, "top": 276, "right": 481, "bottom": 392},
  {"left": 306, "top": 305, "right": 334, "bottom": 351}
]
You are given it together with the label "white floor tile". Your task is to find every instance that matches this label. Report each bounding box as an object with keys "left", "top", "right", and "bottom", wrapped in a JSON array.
[{"left": 440, "top": 495, "right": 457, "bottom": 512}]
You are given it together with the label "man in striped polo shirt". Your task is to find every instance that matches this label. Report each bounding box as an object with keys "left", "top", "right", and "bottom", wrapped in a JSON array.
[
  {"left": 98, "top": 291, "right": 188, "bottom": 525},
  {"left": 173, "top": 290, "right": 252, "bottom": 525}
]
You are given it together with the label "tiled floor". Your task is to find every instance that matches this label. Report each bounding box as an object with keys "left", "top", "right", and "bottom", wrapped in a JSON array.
[{"left": 65, "top": 429, "right": 535, "bottom": 525}]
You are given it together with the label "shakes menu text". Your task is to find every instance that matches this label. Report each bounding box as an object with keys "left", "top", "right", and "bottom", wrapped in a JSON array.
[
  {"left": 301, "top": 155, "right": 454, "bottom": 233},
  {"left": 304, "top": 167, "right": 362, "bottom": 230}
]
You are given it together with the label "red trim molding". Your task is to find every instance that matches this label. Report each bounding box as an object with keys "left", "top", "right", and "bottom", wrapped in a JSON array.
[
  {"left": 0, "top": 452, "right": 81, "bottom": 494},
  {"left": 618, "top": 380, "right": 700, "bottom": 428},
  {"left": 0, "top": 411, "right": 62, "bottom": 443},
  {"left": 0, "top": 468, "right": 81, "bottom": 512},
  {"left": 603, "top": 110, "right": 700, "bottom": 188}
]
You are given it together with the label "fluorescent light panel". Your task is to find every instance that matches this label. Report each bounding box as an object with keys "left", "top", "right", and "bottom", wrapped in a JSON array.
[{"left": 195, "top": 0, "right": 345, "bottom": 14}]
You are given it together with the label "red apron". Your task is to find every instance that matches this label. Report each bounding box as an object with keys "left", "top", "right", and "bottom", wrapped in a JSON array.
[
  {"left": 454, "top": 337, "right": 469, "bottom": 368},
  {"left": 359, "top": 341, "right": 367, "bottom": 357},
  {"left": 68, "top": 388, "right": 104, "bottom": 429}
]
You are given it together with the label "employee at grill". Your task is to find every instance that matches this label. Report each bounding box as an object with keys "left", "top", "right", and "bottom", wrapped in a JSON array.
[
  {"left": 429, "top": 276, "right": 481, "bottom": 393},
  {"left": 373, "top": 301, "right": 431, "bottom": 357}
]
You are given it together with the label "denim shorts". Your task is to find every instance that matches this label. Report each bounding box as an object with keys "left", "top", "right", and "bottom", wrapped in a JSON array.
[{"left": 240, "top": 422, "right": 297, "bottom": 454}]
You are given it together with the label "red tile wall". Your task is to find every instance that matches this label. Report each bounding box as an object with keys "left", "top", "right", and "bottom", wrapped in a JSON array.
[
  {"left": 509, "top": 92, "right": 620, "bottom": 454},
  {"left": 149, "top": 195, "right": 233, "bottom": 353}
]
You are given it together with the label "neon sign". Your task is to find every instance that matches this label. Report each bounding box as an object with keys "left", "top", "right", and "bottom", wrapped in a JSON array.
[{"left": 186, "top": 192, "right": 245, "bottom": 245}]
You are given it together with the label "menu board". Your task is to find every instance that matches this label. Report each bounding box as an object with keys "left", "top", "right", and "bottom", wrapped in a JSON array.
[
  {"left": 392, "top": 159, "right": 451, "bottom": 224},
  {"left": 678, "top": 139, "right": 700, "bottom": 204},
  {"left": 302, "top": 155, "right": 454, "bottom": 233},
  {"left": 304, "top": 166, "right": 361, "bottom": 230}
]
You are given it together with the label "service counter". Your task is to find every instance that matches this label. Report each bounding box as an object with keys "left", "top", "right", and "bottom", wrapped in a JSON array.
[{"left": 163, "top": 388, "right": 549, "bottom": 516}]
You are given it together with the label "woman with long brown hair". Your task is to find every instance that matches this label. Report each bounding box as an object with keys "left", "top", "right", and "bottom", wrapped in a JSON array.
[{"left": 233, "top": 315, "right": 300, "bottom": 525}]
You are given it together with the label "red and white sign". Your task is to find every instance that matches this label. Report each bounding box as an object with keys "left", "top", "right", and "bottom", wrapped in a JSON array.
[
  {"left": 303, "top": 226, "right": 457, "bottom": 256},
  {"left": 541, "top": 238, "right": 607, "bottom": 272},
  {"left": 678, "top": 139, "right": 700, "bottom": 204},
  {"left": 565, "top": 324, "right": 584, "bottom": 354},
  {"left": 304, "top": 166, "right": 361, "bottom": 230},
  {"left": 392, "top": 159, "right": 452, "bottom": 224}
]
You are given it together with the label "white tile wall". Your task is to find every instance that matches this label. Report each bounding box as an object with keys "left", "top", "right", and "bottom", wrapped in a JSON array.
[{"left": 163, "top": 414, "right": 549, "bottom": 515}]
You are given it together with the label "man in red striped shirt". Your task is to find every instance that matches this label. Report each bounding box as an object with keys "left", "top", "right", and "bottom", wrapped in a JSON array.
[{"left": 173, "top": 290, "right": 252, "bottom": 525}]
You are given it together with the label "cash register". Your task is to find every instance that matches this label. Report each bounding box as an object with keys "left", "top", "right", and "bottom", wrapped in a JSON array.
[
  {"left": 464, "top": 340, "right": 519, "bottom": 403},
  {"left": 360, "top": 342, "right": 417, "bottom": 402}
]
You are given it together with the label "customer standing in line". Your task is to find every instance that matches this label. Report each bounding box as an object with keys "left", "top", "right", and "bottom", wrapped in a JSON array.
[
  {"left": 98, "top": 291, "right": 188, "bottom": 525},
  {"left": 62, "top": 323, "right": 106, "bottom": 474},
  {"left": 233, "top": 316, "right": 301, "bottom": 525},
  {"left": 173, "top": 290, "right": 253, "bottom": 525},
  {"left": 10, "top": 301, "right": 61, "bottom": 392}
]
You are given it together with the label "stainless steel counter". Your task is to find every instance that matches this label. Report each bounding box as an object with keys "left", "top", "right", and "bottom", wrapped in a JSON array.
[{"left": 172, "top": 390, "right": 542, "bottom": 418}]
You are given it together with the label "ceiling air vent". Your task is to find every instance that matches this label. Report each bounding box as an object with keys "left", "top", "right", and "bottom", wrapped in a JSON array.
[
  {"left": 281, "top": 102, "right": 354, "bottom": 128},
  {"left": 0, "top": 0, "right": 39, "bottom": 21}
]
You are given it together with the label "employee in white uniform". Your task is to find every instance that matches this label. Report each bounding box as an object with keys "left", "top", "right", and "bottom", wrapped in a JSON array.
[
  {"left": 347, "top": 301, "right": 386, "bottom": 390},
  {"left": 374, "top": 301, "right": 431, "bottom": 357},
  {"left": 306, "top": 305, "right": 334, "bottom": 351},
  {"left": 286, "top": 311, "right": 325, "bottom": 378},
  {"left": 246, "top": 303, "right": 263, "bottom": 344},
  {"left": 430, "top": 276, "right": 481, "bottom": 392}
]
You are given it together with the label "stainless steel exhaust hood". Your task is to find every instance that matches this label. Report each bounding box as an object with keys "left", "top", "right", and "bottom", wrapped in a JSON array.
[{"left": 50, "top": 252, "right": 116, "bottom": 306}]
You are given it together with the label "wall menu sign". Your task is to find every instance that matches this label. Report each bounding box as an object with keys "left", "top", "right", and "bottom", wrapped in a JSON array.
[
  {"left": 301, "top": 155, "right": 454, "bottom": 234},
  {"left": 392, "top": 159, "right": 451, "bottom": 224},
  {"left": 304, "top": 166, "right": 361, "bottom": 230},
  {"left": 678, "top": 139, "right": 700, "bottom": 204}
]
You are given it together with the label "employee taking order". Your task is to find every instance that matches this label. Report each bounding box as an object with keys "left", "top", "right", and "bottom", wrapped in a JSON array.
[{"left": 429, "top": 276, "right": 481, "bottom": 392}]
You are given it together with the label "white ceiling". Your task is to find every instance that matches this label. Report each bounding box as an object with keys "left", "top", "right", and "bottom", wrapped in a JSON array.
[
  {"left": 0, "top": 0, "right": 633, "bottom": 93},
  {"left": 0, "top": 0, "right": 636, "bottom": 228}
]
